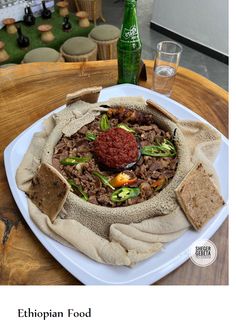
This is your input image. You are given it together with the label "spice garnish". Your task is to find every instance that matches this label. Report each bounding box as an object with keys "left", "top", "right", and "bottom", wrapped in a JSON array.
[
  {"left": 100, "top": 114, "right": 110, "bottom": 131},
  {"left": 92, "top": 171, "right": 115, "bottom": 190},
  {"left": 85, "top": 132, "right": 96, "bottom": 141},
  {"left": 151, "top": 176, "right": 167, "bottom": 191},
  {"left": 117, "top": 123, "right": 136, "bottom": 133},
  {"left": 60, "top": 157, "right": 90, "bottom": 166},
  {"left": 141, "top": 139, "right": 176, "bottom": 158},
  {"left": 67, "top": 179, "right": 89, "bottom": 201},
  {"left": 110, "top": 172, "right": 137, "bottom": 188},
  {"left": 111, "top": 187, "right": 140, "bottom": 203}
]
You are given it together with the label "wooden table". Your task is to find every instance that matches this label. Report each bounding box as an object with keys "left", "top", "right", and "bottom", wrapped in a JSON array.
[{"left": 0, "top": 60, "right": 228, "bottom": 285}]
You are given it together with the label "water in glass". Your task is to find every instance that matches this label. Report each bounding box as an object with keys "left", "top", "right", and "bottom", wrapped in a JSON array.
[{"left": 153, "top": 65, "right": 176, "bottom": 96}]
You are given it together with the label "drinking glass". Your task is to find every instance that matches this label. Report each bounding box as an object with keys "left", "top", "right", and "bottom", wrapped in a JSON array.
[{"left": 152, "top": 41, "right": 183, "bottom": 97}]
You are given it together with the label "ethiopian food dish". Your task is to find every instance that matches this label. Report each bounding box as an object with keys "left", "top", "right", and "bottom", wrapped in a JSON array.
[
  {"left": 16, "top": 87, "right": 224, "bottom": 266},
  {"left": 52, "top": 107, "right": 178, "bottom": 207}
]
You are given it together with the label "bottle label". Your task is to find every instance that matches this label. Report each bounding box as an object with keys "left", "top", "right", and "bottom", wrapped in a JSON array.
[{"left": 121, "top": 25, "right": 139, "bottom": 42}]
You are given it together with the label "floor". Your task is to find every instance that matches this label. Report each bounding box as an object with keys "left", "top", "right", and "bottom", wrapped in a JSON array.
[{"left": 102, "top": 0, "right": 228, "bottom": 91}]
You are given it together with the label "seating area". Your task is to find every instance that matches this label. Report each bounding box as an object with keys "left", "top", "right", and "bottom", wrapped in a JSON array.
[
  {"left": 0, "top": 1, "right": 120, "bottom": 65},
  {"left": 0, "top": 11, "right": 93, "bottom": 65}
]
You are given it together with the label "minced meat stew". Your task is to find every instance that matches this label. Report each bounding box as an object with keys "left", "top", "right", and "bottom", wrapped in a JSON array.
[{"left": 52, "top": 107, "right": 178, "bottom": 207}]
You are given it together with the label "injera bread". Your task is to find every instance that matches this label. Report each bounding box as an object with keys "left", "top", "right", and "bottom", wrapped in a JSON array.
[
  {"left": 175, "top": 163, "right": 224, "bottom": 230},
  {"left": 27, "top": 163, "right": 70, "bottom": 222},
  {"left": 16, "top": 90, "right": 222, "bottom": 266}
]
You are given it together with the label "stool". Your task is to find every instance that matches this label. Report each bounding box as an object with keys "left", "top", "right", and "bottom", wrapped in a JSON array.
[
  {"left": 38, "top": 24, "right": 55, "bottom": 43},
  {"left": 76, "top": 11, "right": 90, "bottom": 28},
  {"left": 74, "top": 0, "right": 105, "bottom": 24},
  {"left": 89, "top": 24, "right": 120, "bottom": 60},
  {"left": 2, "top": 18, "right": 17, "bottom": 34},
  {"left": 0, "top": 41, "right": 10, "bottom": 63},
  {"left": 22, "top": 48, "right": 64, "bottom": 63},
  {"left": 60, "top": 37, "right": 97, "bottom": 62},
  {"left": 57, "top": 1, "right": 69, "bottom": 17}
]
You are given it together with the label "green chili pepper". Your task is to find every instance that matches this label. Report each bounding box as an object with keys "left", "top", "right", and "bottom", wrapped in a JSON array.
[
  {"left": 117, "top": 123, "right": 136, "bottom": 133},
  {"left": 111, "top": 187, "right": 140, "bottom": 203},
  {"left": 141, "top": 139, "right": 176, "bottom": 158},
  {"left": 158, "top": 139, "right": 176, "bottom": 157},
  {"left": 67, "top": 179, "right": 89, "bottom": 201},
  {"left": 85, "top": 132, "right": 97, "bottom": 141},
  {"left": 60, "top": 156, "right": 90, "bottom": 166},
  {"left": 100, "top": 114, "right": 110, "bottom": 131},
  {"left": 92, "top": 171, "right": 115, "bottom": 190}
]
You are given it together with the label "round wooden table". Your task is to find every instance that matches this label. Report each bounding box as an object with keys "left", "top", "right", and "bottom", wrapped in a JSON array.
[{"left": 0, "top": 60, "right": 228, "bottom": 285}]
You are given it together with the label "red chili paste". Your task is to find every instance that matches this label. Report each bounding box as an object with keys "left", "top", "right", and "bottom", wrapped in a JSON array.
[{"left": 93, "top": 128, "right": 139, "bottom": 169}]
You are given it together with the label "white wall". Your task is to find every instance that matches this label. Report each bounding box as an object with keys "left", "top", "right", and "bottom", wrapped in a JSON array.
[{"left": 151, "top": 0, "right": 228, "bottom": 55}]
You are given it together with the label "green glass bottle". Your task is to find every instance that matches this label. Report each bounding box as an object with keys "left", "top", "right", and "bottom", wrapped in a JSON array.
[{"left": 117, "top": 0, "right": 142, "bottom": 84}]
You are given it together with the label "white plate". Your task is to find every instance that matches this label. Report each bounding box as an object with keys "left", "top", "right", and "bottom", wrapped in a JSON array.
[{"left": 4, "top": 84, "right": 228, "bottom": 285}]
